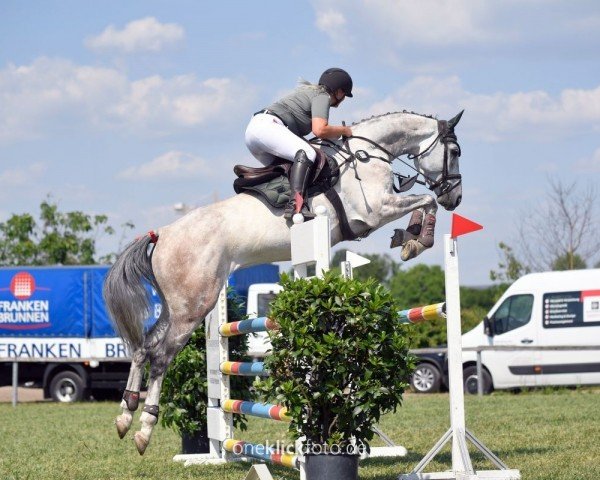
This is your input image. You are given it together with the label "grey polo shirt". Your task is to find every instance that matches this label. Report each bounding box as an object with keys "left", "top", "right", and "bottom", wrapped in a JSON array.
[{"left": 265, "top": 86, "right": 331, "bottom": 137}]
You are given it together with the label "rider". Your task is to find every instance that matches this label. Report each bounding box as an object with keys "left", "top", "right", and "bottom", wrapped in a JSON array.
[{"left": 245, "top": 68, "right": 354, "bottom": 219}]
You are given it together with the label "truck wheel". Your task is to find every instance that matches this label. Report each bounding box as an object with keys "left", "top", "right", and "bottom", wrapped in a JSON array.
[
  {"left": 49, "top": 371, "right": 85, "bottom": 402},
  {"left": 463, "top": 366, "right": 493, "bottom": 395},
  {"left": 411, "top": 363, "right": 442, "bottom": 393}
]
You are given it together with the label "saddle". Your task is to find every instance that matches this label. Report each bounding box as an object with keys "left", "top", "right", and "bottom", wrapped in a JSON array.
[
  {"left": 233, "top": 150, "right": 337, "bottom": 208},
  {"left": 233, "top": 150, "right": 359, "bottom": 241}
]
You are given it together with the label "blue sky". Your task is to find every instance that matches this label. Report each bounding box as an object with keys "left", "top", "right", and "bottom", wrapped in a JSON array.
[{"left": 1, "top": 0, "right": 599, "bottom": 285}]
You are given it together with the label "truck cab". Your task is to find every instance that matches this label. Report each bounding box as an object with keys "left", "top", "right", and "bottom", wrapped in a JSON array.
[{"left": 245, "top": 283, "right": 282, "bottom": 357}]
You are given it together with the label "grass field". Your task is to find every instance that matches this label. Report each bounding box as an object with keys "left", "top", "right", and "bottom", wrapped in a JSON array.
[{"left": 1, "top": 389, "right": 599, "bottom": 480}]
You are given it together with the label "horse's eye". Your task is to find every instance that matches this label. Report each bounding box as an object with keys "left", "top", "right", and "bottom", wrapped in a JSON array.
[{"left": 449, "top": 145, "right": 460, "bottom": 157}]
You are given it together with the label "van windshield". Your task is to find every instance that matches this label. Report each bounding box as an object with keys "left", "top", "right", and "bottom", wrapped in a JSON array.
[
  {"left": 492, "top": 294, "right": 534, "bottom": 335},
  {"left": 256, "top": 293, "right": 278, "bottom": 318}
]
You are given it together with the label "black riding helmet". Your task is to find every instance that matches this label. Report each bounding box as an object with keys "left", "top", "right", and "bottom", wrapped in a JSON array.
[{"left": 319, "top": 68, "right": 353, "bottom": 97}]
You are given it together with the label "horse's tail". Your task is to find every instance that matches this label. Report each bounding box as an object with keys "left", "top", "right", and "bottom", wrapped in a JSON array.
[{"left": 103, "top": 235, "right": 160, "bottom": 351}]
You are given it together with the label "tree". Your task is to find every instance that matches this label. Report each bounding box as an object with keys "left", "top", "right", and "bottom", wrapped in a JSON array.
[
  {"left": 551, "top": 253, "right": 587, "bottom": 271},
  {"left": 389, "top": 264, "right": 445, "bottom": 307},
  {"left": 389, "top": 264, "right": 447, "bottom": 348},
  {"left": 389, "top": 263, "right": 503, "bottom": 348},
  {"left": 489, "top": 242, "right": 531, "bottom": 283},
  {"left": 517, "top": 179, "right": 600, "bottom": 271},
  {"left": 0, "top": 198, "right": 132, "bottom": 266}
]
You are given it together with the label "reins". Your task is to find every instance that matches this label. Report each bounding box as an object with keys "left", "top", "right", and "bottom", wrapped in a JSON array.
[{"left": 310, "top": 126, "right": 462, "bottom": 195}]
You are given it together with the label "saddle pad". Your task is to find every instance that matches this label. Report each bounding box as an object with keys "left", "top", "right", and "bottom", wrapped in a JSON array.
[{"left": 239, "top": 175, "right": 291, "bottom": 208}]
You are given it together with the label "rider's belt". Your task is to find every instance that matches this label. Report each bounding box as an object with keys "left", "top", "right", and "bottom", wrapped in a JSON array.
[{"left": 254, "top": 109, "right": 288, "bottom": 127}]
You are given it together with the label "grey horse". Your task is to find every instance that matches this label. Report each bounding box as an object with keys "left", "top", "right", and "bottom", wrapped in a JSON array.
[{"left": 103, "top": 110, "right": 464, "bottom": 454}]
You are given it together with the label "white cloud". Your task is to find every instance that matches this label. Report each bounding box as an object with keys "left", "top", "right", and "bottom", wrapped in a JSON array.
[
  {"left": 111, "top": 76, "right": 246, "bottom": 129},
  {"left": 311, "top": 0, "right": 599, "bottom": 68},
  {"left": 353, "top": 76, "right": 600, "bottom": 141},
  {"left": 316, "top": 9, "right": 346, "bottom": 31},
  {"left": 117, "top": 151, "right": 211, "bottom": 180},
  {"left": 0, "top": 57, "right": 256, "bottom": 143},
  {"left": 85, "top": 17, "right": 184, "bottom": 53},
  {"left": 575, "top": 148, "right": 600, "bottom": 173},
  {"left": 0, "top": 163, "right": 47, "bottom": 187},
  {"left": 313, "top": 0, "right": 497, "bottom": 51}
]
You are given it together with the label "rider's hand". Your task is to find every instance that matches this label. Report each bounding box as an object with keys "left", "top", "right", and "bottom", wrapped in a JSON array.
[{"left": 343, "top": 126, "right": 352, "bottom": 138}]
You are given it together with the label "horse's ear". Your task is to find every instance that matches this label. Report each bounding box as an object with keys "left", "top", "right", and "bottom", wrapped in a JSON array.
[{"left": 448, "top": 110, "right": 464, "bottom": 129}]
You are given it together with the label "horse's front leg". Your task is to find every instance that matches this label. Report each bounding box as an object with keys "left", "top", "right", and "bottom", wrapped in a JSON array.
[{"left": 382, "top": 193, "right": 438, "bottom": 261}]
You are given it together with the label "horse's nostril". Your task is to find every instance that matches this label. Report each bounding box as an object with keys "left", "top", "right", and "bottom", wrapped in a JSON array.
[{"left": 456, "top": 195, "right": 462, "bottom": 207}]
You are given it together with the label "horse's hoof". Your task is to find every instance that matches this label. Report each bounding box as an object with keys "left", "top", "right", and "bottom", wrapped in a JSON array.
[
  {"left": 134, "top": 432, "right": 149, "bottom": 455},
  {"left": 400, "top": 240, "right": 418, "bottom": 261},
  {"left": 115, "top": 417, "right": 130, "bottom": 439}
]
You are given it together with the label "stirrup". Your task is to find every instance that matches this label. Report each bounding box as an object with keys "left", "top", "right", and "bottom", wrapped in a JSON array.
[
  {"left": 283, "top": 200, "right": 315, "bottom": 220},
  {"left": 299, "top": 204, "right": 315, "bottom": 219},
  {"left": 284, "top": 200, "right": 295, "bottom": 220}
]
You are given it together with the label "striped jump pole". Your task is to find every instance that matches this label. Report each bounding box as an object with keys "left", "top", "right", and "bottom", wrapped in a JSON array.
[
  {"left": 220, "top": 361, "right": 268, "bottom": 377},
  {"left": 219, "top": 317, "right": 279, "bottom": 337},
  {"left": 398, "top": 302, "right": 446, "bottom": 324},
  {"left": 223, "top": 439, "right": 299, "bottom": 469},
  {"left": 222, "top": 399, "right": 291, "bottom": 422}
]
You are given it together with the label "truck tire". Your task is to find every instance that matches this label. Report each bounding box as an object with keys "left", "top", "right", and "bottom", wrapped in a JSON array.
[
  {"left": 463, "top": 366, "right": 493, "bottom": 395},
  {"left": 49, "top": 371, "right": 85, "bottom": 402},
  {"left": 411, "top": 363, "right": 442, "bottom": 393}
]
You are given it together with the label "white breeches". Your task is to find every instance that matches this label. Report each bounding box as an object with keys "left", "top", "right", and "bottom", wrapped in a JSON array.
[{"left": 245, "top": 113, "right": 316, "bottom": 166}]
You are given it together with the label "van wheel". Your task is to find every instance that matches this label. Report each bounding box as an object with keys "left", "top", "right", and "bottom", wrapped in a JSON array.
[
  {"left": 49, "top": 371, "right": 85, "bottom": 402},
  {"left": 463, "top": 366, "right": 493, "bottom": 395},
  {"left": 411, "top": 363, "right": 442, "bottom": 393}
]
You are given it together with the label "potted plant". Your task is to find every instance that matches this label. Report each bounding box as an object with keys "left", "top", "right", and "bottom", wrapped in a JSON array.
[
  {"left": 160, "top": 291, "right": 252, "bottom": 454},
  {"left": 257, "top": 272, "right": 414, "bottom": 480}
]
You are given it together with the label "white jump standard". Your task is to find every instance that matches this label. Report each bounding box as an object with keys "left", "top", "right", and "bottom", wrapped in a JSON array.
[{"left": 399, "top": 218, "right": 520, "bottom": 480}]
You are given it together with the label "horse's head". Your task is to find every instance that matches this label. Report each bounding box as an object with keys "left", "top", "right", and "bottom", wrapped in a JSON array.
[
  {"left": 348, "top": 110, "right": 464, "bottom": 212},
  {"left": 412, "top": 110, "right": 464, "bottom": 211}
]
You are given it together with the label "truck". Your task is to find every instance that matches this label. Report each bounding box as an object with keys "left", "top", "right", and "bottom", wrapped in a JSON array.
[
  {"left": 0, "top": 264, "right": 279, "bottom": 402},
  {"left": 413, "top": 269, "right": 600, "bottom": 394}
]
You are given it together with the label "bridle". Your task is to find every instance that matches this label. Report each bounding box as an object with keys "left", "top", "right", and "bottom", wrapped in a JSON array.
[{"left": 311, "top": 120, "right": 462, "bottom": 197}]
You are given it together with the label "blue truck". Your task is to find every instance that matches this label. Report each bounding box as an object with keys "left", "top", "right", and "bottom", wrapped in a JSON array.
[{"left": 0, "top": 264, "right": 279, "bottom": 402}]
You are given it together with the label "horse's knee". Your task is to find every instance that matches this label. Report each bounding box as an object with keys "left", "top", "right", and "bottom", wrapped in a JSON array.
[{"left": 424, "top": 194, "right": 437, "bottom": 209}]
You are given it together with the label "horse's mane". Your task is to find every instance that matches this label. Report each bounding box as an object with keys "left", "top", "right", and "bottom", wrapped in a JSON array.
[{"left": 351, "top": 110, "right": 438, "bottom": 126}]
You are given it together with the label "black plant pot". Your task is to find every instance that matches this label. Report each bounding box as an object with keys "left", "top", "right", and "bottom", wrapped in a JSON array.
[
  {"left": 305, "top": 453, "right": 359, "bottom": 480},
  {"left": 181, "top": 426, "right": 210, "bottom": 454}
]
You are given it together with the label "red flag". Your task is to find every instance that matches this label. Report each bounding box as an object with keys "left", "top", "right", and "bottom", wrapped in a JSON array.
[{"left": 451, "top": 213, "right": 483, "bottom": 238}]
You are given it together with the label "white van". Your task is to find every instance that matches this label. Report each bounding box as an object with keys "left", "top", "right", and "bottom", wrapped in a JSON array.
[
  {"left": 462, "top": 269, "right": 600, "bottom": 393},
  {"left": 245, "top": 283, "right": 282, "bottom": 357}
]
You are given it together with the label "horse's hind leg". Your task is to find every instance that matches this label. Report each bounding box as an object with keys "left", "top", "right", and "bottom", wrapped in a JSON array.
[
  {"left": 133, "top": 313, "right": 206, "bottom": 455},
  {"left": 115, "top": 349, "right": 147, "bottom": 439},
  {"left": 115, "top": 314, "right": 169, "bottom": 439}
]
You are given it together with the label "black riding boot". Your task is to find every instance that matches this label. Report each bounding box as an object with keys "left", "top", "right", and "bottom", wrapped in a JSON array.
[{"left": 284, "top": 150, "right": 315, "bottom": 220}]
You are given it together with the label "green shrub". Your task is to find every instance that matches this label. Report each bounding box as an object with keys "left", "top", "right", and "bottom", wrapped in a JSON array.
[
  {"left": 256, "top": 272, "right": 414, "bottom": 451},
  {"left": 159, "top": 292, "right": 252, "bottom": 435}
]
